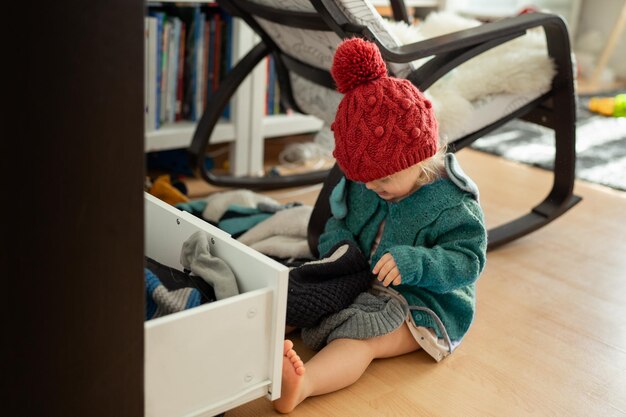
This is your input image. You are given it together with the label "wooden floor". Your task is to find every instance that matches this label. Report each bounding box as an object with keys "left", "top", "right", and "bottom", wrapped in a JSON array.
[{"left": 217, "top": 149, "right": 626, "bottom": 417}]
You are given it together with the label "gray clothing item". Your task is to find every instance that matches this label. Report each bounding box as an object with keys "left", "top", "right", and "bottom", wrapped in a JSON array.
[
  {"left": 202, "top": 190, "right": 279, "bottom": 223},
  {"left": 301, "top": 290, "right": 408, "bottom": 351},
  {"left": 248, "top": 235, "right": 313, "bottom": 260},
  {"left": 151, "top": 286, "right": 197, "bottom": 319},
  {"left": 180, "top": 231, "right": 239, "bottom": 300},
  {"left": 238, "top": 205, "right": 313, "bottom": 260}
]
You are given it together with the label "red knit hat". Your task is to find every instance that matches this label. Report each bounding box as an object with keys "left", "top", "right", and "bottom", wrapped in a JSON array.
[{"left": 330, "top": 38, "right": 439, "bottom": 183}]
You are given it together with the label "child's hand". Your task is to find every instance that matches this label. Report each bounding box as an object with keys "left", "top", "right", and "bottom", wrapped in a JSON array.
[{"left": 372, "top": 253, "right": 402, "bottom": 287}]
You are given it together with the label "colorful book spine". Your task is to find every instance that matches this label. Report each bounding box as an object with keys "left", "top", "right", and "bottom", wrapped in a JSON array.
[
  {"left": 167, "top": 18, "right": 181, "bottom": 124},
  {"left": 194, "top": 12, "right": 206, "bottom": 121},
  {"left": 182, "top": 6, "right": 200, "bottom": 120},
  {"left": 221, "top": 12, "right": 233, "bottom": 119},
  {"left": 206, "top": 16, "right": 216, "bottom": 102},
  {"left": 144, "top": 18, "right": 150, "bottom": 130},
  {"left": 160, "top": 20, "right": 171, "bottom": 125},
  {"left": 201, "top": 20, "right": 210, "bottom": 112},
  {"left": 212, "top": 13, "right": 222, "bottom": 94},
  {"left": 146, "top": 17, "right": 158, "bottom": 131},
  {"left": 175, "top": 21, "right": 186, "bottom": 121},
  {"left": 264, "top": 57, "right": 270, "bottom": 116},
  {"left": 274, "top": 76, "right": 281, "bottom": 115},
  {"left": 148, "top": 11, "right": 165, "bottom": 129}
]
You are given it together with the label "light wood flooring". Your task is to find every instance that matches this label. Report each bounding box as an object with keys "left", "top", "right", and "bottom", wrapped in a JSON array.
[{"left": 204, "top": 148, "right": 626, "bottom": 417}]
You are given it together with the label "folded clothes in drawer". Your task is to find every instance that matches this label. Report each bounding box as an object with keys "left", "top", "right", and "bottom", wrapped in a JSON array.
[
  {"left": 144, "top": 193, "right": 289, "bottom": 417},
  {"left": 144, "top": 255, "right": 217, "bottom": 320},
  {"left": 144, "top": 228, "right": 242, "bottom": 320}
]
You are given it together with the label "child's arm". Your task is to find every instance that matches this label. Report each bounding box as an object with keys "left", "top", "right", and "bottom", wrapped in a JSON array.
[
  {"left": 386, "top": 202, "right": 487, "bottom": 293},
  {"left": 317, "top": 216, "right": 358, "bottom": 258}
]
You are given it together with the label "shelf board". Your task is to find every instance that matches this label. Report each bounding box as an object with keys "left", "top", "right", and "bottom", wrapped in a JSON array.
[
  {"left": 261, "top": 114, "right": 324, "bottom": 138},
  {"left": 145, "top": 120, "right": 235, "bottom": 152}
]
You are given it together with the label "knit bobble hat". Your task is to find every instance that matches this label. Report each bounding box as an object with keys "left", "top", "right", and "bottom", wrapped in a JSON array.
[{"left": 330, "top": 38, "right": 439, "bottom": 183}]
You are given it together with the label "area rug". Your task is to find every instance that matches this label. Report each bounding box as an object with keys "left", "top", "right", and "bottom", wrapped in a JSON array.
[{"left": 470, "top": 96, "right": 626, "bottom": 192}]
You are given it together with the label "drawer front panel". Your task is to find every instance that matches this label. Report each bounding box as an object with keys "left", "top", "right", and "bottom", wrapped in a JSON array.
[
  {"left": 146, "top": 289, "right": 274, "bottom": 417},
  {"left": 144, "top": 193, "right": 288, "bottom": 416}
]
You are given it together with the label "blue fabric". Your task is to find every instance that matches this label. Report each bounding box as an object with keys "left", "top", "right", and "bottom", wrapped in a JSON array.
[
  {"left": 217, "top": 205, "right": 273, "bottom": 237},
  {"left": 145, "top": 269, "right": 160, "bottom": 320},
  {"left": 145, "top": 268, "right": 202, "bottom": 320},
  {"left": 185, "top": 287, "right": 201, "bottom": 309},
  {"left": 175, "top": 199, "right": 209, "bottom": 220}
]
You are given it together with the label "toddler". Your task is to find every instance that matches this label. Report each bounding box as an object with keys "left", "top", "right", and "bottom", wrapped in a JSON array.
[{"left": 274, "top": 37, "right": 488, "bottom": 413}]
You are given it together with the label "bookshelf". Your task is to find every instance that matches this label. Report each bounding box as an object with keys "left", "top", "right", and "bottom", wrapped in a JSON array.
[{"left": 145, "top": 1, "right": 323, "bottom": 176}]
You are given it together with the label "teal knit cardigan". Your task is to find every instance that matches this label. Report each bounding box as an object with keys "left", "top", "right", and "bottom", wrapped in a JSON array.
[{"left": 318, "top": 158, "right": 487, "bottom": 341}]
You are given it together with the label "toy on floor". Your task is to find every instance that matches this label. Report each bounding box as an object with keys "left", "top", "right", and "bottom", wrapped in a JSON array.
[
  {"left": 588, "top": 93, "right": 626, "bottom": 117},
  {"left": 147, "top": 174, "right": 189, "bottom": 206}
]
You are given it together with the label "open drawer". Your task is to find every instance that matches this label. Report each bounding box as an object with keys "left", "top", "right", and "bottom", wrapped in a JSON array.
[{"left": 144, "top": 193, "right": 289, "bottom": 417}]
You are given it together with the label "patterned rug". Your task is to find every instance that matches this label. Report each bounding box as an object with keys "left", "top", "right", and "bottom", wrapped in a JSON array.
[{"left": 471, "top": 95, "right": 626, "bottom": 192}]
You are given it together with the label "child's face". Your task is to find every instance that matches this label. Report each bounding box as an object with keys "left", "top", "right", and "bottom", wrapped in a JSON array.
[{"left": 364, "top": 164, "right": 421, "bottom": 202}]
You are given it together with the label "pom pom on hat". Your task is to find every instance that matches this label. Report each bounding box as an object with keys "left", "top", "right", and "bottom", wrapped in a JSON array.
[
  {"left": 331, "top": 38, "right": 388, "bottom": 94},
  {"left": 330, "top": 38, "right": 439, "bottom": 183}
]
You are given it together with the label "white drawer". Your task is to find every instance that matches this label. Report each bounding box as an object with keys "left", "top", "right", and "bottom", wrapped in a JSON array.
[{"left": 144, "top": 193, "right": 289, "bottom": 417}]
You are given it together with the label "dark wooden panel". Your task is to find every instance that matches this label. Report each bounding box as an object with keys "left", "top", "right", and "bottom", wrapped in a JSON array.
[{"left": 2, "top": 1, "right": 144, "bottom": 416}]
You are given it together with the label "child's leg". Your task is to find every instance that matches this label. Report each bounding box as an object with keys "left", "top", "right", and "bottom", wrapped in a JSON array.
[{"left": 274, "top": 322, "right": 420, "bottom": 413}]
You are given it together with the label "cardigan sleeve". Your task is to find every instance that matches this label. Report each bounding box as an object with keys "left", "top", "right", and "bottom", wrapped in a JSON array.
[
  {"left": 317, "top": 216, "right": 357, "bottom": 259},
  {"left": 387, "top": 200, "right": 487, "bottom": 294}
]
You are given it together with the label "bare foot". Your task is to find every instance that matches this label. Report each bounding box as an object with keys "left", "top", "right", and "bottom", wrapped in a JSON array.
[{"left": 273, "top": 340, "right": 306, "bottom": 414}]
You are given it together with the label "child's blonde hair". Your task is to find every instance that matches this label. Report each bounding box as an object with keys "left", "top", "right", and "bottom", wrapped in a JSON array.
[{"left": 414, "top": 145, "right": 447, "bottom": 187}]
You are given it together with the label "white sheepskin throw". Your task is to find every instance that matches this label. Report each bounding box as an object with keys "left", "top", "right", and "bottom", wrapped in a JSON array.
[{"left": 384, "top": 12, "right": 556, "bottom": 142}]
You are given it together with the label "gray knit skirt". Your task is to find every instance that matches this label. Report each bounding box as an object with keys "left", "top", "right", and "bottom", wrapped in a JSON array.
[{"left": 301, "top": 287, "right": 409, "bottom": 351}]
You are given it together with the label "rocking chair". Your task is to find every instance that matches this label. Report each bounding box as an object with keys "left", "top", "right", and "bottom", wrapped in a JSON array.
[{"left": 188, "top": 0, "right": 581, "bottom": 251}]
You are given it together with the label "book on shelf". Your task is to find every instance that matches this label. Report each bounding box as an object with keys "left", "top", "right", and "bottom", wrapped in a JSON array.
[
  {"left": 266, "top": 55, "right": 275, "bottom": 116},
  {"left": 147, "top": 11, "right": 165, "bottom": 129},
  {"left": 160, "top": 19, "right": 171, "bottom": 125},
  {"left": 211, "top": 12, "right": 222, "bottom": 97},
  {"left": 220, "top": 11, "right": 233, "bottom": 119},
  {"left": 144, "top": 18, "right": 153, "bottom": 131},
  {"left": 201, "top": 20, "right": 210, "bottom": 112},
  {"left": 166, "top": 17, "right": 181, "bottom": 124},
  {"left": 181, "top": 5, "right": 199, "bottom": 121},
  {"left": 206, "top": 16, "right": 216, "bottom": 104},
  {"left": 194, "top": 11, "right": 206, "bottom": 121},
  {"left": 265, "top": 55, "right": 287, "bottom": 116},
  {"left": 274, "top": 76, "right": 282, "bottom": 115},
  {"left": 175, "top": 21, "right": 186, "bottom": 121},
  {"left": 146, "top": 16, "right": 159, "bottom": 131}
]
